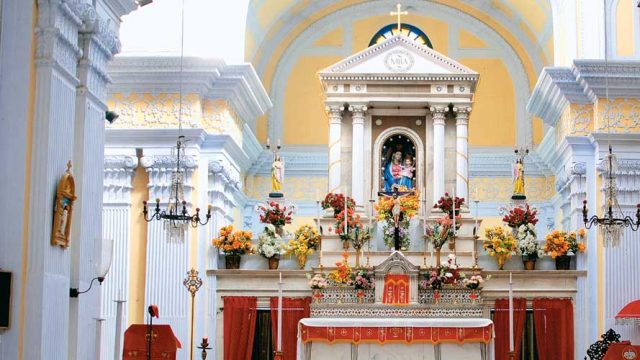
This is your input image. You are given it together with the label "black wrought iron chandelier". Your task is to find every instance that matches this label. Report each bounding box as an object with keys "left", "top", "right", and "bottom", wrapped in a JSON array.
[
  {"left": 581, "top": 0, "right": 640, "bottom": 247},
  {"left": 141, "top": 0, "right": 211, "bottom": 242}
]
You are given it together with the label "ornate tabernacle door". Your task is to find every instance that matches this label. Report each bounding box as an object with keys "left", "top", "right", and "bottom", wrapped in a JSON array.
[{"left": 383, "top": 274, "right": 410, "bottom": 305}]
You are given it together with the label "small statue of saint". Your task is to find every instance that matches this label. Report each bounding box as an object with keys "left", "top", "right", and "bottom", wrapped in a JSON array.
[
  {"left": 271, "top": 155, "right": 284, "bottom": 193},
  {"left": 398, "top": 156, "right": 415, "bottom": 189},
  {"left": 512, "top": 147, "right": 528, "bottom": 200},
  {"left": 383, "top": 151, "right": 403, "bottom": 192}
]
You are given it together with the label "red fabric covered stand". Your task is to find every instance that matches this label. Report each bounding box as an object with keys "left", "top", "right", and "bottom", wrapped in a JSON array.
[
  {"left": 615, "top": 299, "right": 640, "bottom": 325},
  {"left": 604, "top": 342, "right": 640, "bottom": 359},
  {"left": 122, "top": 324, "right": 181, "bottom": 360},
  {"left": 382, "top": 274, "right": 409, "bottom": 305}
]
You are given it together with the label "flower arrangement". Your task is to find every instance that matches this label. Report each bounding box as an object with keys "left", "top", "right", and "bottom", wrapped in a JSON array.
[
  {"left": 334, "top": 208, "right": 361, "bottom": 236},
  {"left": 294, "top": 224, "right": 321, "bottom": 250},
  {"left": 255, "top": 201, "right": 294, "bottom": 226},
  {"left": 515, "top": 223, "right": 544, "bottom": 259},
  {"left": 382, "top": 223, "right": 409, "bottom": 249},
  {"left": 483, "top": 226, "right": 517, "bottom": 269},
  {"left": 433, "top": 192, "right": 465, "bottom": 214},
  {"left": 503, "top": 204, "right": 538, "bottom": 228},
  {"left": 462, "top": 274, "right": 488, "bottom": 290},
  {"left": 256, "top": 224, "right": 285, "bottom": 259},
  {"left": 286, "top": 235, "right": 314, "bottom": 269},
  {"left": 420, "top": 254, "right": 464, "bottom": 290},
  {"left": 375, "top": 191, "right": 420, "bottom": 223},
  {"left": 321, "top": 193, "right": 355, "bottom": 216},
  {"left": 425, "top": 215, "right": 461, "bottom": 250},
  {"left": 544, "top": 229, "right": 586, "bottom": 259},
  {"left": 308, "top": 274, "right": 328, "bottom": 290},
  {"left": 212, "top": 225, "right": 255, "bottom": 255},
  {"left": 353, "top": 269, "right": 375, "bottom": 290},
  {"left": 328, "top": 253, "right": 354, "bottom": 286}
]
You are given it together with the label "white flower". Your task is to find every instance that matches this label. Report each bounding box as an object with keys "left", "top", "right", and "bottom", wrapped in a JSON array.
[
  {"left": 567, "top": 250, "right": 575, "bottom": 256},
  {"left": 448, "top": 254, "right": 456, "bottom": 260},
  {"left": 265, "top": 224, "right": 276, "bottom": 233},
  {"left": 537, "top": 249, "right": 546, "bottom": 258}
]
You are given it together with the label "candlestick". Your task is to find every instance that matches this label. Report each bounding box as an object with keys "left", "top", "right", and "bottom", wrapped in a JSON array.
[
  {"left": 113, "top": 294, "right": 126, "bottom": 360},
  {"left": 509, "top": 272, "right": 514, "bottom": 352},
  {"left": 474, "top": 199, "right": 479, "bottom": 267},
  {"left": 344, "top": 190, "right": 348, "bottom": 235},
  {"left": 277, "top": 139, "right": 281, "bottom": 147},
  {"left": 267, "top": 137, "right": 270, "bottom": 147},
  {"left": 277, "top": 272, "right": 283, "bottom": 352}
]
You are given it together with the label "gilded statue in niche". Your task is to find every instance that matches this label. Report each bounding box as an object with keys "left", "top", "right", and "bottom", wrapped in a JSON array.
[{"left": 51, "top": 161, "right": 77, "bottom": 248}]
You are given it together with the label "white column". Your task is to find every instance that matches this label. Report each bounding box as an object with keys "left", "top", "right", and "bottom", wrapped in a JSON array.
[
  {"left": 350, "top": 105, "right": 367, "bottom": 206},
  {"left": 101, "top": 154, "right": 138, "bottom": 360},
  {"left": 454, "top": 107, "right": 471, "bottom": 203},
  {"left": 431, "top": 106, "right": 447, "bottom": 204},
  {"left": 327, "top": 105, "right": 344, "bottom": 193}
]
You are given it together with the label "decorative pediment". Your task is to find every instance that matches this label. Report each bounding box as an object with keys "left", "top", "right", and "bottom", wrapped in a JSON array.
[
  {"left": 319, "top": 35, "right": 478, "bottom": 81},
  {"left": 374, "top": 251, "right": 420, "bottom": 276}
]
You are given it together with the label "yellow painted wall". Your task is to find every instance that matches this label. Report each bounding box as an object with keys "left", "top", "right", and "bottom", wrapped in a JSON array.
[
  {"left": 459, "top": 58, "right": 516, "bottom": 146},
  {"left": 506, "top": 0, "right": 546, "bottom": 33},
  {"left": 246, "top": 175, "right": 328, "bottom": 200},
  {"left": 459, "top": 29, "right": 488, "bottom": 49},
  {"left": 616, "top": 0, "right": 635, "bottom": 57},
  {"left": 469, "top": 176, "right": 555, "bottom": 202},
  {"left": 129, "top": 165, "right": 149, "bottom": 325},
  {"left": 283, "top": 55, "right": 342, "bottom": 145},
  {"left": 594, "top": 98, "right": 640, "bottom": 132},
  {"left": 532, "top": 117, "right": 544, "bottom": 145},
  {"left": 314, "top": 27, "right": 344, "bottom": 47}
]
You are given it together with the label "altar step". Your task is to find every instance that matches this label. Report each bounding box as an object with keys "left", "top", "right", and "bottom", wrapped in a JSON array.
[
  {"left": 319, "top": 250, "right": 479, "bottom": 268},
  {"left": 318, "top": 234, "right": 480, "bottom": 252}
]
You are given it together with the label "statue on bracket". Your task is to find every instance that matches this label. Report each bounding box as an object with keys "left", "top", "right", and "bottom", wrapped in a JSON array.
[
  {"left": 51, "top": 161, "right": 77, "bottom": 248},
  {"left": 382, "top": 134, "right": 415, "bottom": 192},
  {"left": 266, "top": 138, "right": 284, "bottom": 198},
  {"left": 512, "top": 147, "right": 528, "bottom": 200}
]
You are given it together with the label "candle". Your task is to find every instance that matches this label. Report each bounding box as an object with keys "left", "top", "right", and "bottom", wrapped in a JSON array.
[
  {"left": 509, "top": 272, "right": 514, "bottom": 352},
  {"left": 344, "top": 191, "right": 348, "bottom": 235},
  {"left": 267, "top": 137, "right": 270, "bottom": 146},
  {"left": 277, "top": 272, "right": 283, "bottom": 351},
  {"left": 277, "top": 139, "right": 281, "bottom": 147},
  {"left": 452, "top": 187, "right": 456, "bottom": 238}
]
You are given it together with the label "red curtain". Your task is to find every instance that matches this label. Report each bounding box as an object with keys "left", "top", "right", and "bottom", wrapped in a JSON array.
[
  {"left": 270, "top": 297, "right": 311, "bottom": 360},
  {"left": 533, "top": 298, "right": 574, "bottom": 360},
  {"left": 494, "top": 298, "right": 527, "bottom": 360},
  {"left": 224, "top": 296, "right": 257, "bottom": 360},
  {"left": 382, "top": 274, "right": 409, "bottom": 305}
]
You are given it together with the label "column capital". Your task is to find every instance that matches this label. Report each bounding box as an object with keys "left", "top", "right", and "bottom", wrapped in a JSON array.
[
  {"left": 348, "top": 104, "right": 368, "bottom": 114},
  {"left": 430, "top": 105, "right": 448, "bottom": 114},
  {"left": 454, "top": 106, "right": 472, "bottom": 125},
  {"left": 326, "top": 105, "right": 344, "bottom": 124},
  {"left": 430, "top": 105, "right": 447, "bottom": 125}
]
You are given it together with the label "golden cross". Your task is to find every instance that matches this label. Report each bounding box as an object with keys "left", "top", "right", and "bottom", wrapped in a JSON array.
[{"left": 390, "top": 3, "right": 408, "bottom": 32}]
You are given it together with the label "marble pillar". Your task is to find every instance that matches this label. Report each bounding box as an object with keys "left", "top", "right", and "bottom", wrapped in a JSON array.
[
  {"left": 431, "top": 106, "right": 447, "bottom": 204},
  {"left": 454, "top": 107, "right": 471, "bottom": 203},
  {"left": 327, "top": 105, "right": 344, "bottom": 193},
  {"left": 350, "top": 105, "right": 367, "bottom": 206}
]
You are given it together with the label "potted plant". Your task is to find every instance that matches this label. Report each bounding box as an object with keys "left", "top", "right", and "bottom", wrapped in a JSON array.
[
  {"left": 515, "top": 223, "right": 544, "bottom": 270},
  {"left": 483, "top": 226, "right": 517, "bottom": 270},
  {"left": 353, "top": 269, "right": 374, "bottom": 303},
  {"left": 544, "top": 229, "right": 586, "bottom": 270},
  {"left": 328, "top": 253, "right": 354, "bottom": 286},
  {"left": 308, "top": 274, "right": 328, "bottom": 303},
  {"left": 286, "top": 231, "right": 314, "bottom": 269},
  {"left": 255, "top": 201, "right": 294, "bottom": 234},
  {"left": 502, "top": 204, "right": 538, "bottom": 229},
  {"left": 257, "top": 224, "right": 286, "bottom": 270},
  {"left": 433, "top": 192, "right": 465, "bottom": 218},
  {"left": 212, "top": 225, "right": 255, "bottom": 269}
]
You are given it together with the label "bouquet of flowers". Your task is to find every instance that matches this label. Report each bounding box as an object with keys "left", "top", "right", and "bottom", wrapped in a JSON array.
[
  {"left": 328, "top": 253, "right": 354, "bottom": 286},
  {"left": 294, "top": 224, "right": 322, "bottom": 250},
  {"left": 462, "top": 274, "right": 488, "bottom": 290},
  {"left": 515, "top": 223, "right": 544, "bottom": 259},
  {"left": 420, "top": 254, "right": 464, "bottom": 290},
  {"left": 433, "top": 192, "right": 465, "bottom": 214},
  {"left": 212, "top": 225, "right": 255, "bottom": 255},
  {"left": 353, "top": 269, "right": 375, "bottom": 290},
  {"left": 321, "top": 193, "right": 355, "bottom": 216},
  {"left": 256, "top": 224, "right": 285, "bottom": 259},
  {"left": 503, "top": 204, "right": 538, "bottom": 228},
  {"left": 286, "top": 235, "right": 314, "bottom": 269},
  {"left": 255, "top": 201, "right": 294, "bottom": 226},
  {"left": 375, "top": 191, "right": 420, "bottom": 223},
  {"left": 382, "top": 222, "right": 409, "bottom": 249},
  {"left": 424, "top": 215, "right": 461, "bottom": 250},
  {"left": 483, "top": 226, "right": 517, "bottom": 269},
  {"left": 544, "top": 229, "right": 586, "bottom": 258},
  {"left": 335, "top": 208, "right": 361, "bottom": 236},
  {"left": 308, "top": 274, "right": 328, "bottom": 290}
]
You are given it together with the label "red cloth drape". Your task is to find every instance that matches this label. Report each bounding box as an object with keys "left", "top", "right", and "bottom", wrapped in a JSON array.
[
  {"left": 533, "top": 298, "right": 574, "bottom": 360},
  {"left": 270, "top": 297, "right": 311, "bottom": 360},
  {"left": 494, "top": 298, "right": 527, "bottom": 360},
  {"left": 382, "top": 274, "right": 409, "bottom": 304},
  {"left": 224, "top": 296, "right": 257, "bottom": 360}
]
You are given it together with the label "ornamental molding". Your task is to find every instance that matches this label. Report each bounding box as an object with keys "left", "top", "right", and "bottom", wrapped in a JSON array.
[
  {"left": 208, "top": 160, "right": 241, "bottom": 190},
  {"left": 103, "top": 0, "right": 138, "bottom": 18},
  {"left": 247, "top": 148, "right": 328, "bottom": 177},
  {"left": 140, "top": 155, "right": 198, "bottom": 170},
  {"left": 469, "top": 150, "right": 552, "bottom": 177},
  {"left": 103, "top": 155, "right": 138, "bottom": 204},
  {"left": 35, "top": 1, "right": 83, "bottom": 77},
  {"left": 70, "top": 1, "right": 121, "bottom": 55},
  {"left": 104, "top": 155, "right": 138, "bottom": 170}
]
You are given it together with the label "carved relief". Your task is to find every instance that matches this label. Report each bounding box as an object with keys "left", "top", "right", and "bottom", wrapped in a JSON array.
[{"left": 51, "top": 162, "right": 77, "bottom": 248}]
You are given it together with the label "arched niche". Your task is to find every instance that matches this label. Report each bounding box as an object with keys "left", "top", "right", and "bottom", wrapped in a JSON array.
[{"left": 373, "top": 126, "right": 425, "bottom": 194}]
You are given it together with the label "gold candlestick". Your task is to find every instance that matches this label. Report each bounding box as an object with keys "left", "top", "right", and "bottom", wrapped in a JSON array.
[
  {"left": 197, "top": 337, "right": 211, "bottom": 359},
  {"left": 183, "top": 268, "right": 203, "bottom": 360}
]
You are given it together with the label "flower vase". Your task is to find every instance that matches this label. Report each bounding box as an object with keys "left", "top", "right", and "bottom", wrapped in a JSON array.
[
  {"left": 522, "top": 255, "right": 536, "bottom": 270},
  {"left": 312, "top": 289, "right": 322, "bottom": 303},
  {"left": 342, "top": 239, "right": 350, "bottom": 250},
  {"left": 497, "top": 256, "right": 506, "bottom": 270},
  {"left": 435, "top": 247, "right": 441, "bottom": 266},
  {"left": 275, "top": 225, "right": 285, "bottom": 237},
  {"left": 225, "top": 254, "right": 241, "bottom": 269},
  {"left": 297, "top": 254, "right": 307, "bottom": 269},
  {"left": 268, "top": 256, "right": 280, "bottom": 270},
  {"left": 555, "top": 255, "right": 571, "bottom": 270},
  {"left": 357, "top": 290, "right": 364, "bottom": 304},
  {"left": 354, "top": 246, "right": 361, "bottom": 268}
]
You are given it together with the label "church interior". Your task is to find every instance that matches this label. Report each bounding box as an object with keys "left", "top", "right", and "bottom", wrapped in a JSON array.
[{"left": 2, "top": 0, "right": 640, "bottom": 359}]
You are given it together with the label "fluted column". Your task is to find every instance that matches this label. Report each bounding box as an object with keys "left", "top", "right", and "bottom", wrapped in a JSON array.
[
  {"left": 327, "top": 105, "right": 344, "bottom": 193},
  {"left": 431, "top": 106, "right": 447, "bottom": 204},
  {"left": 101, "top": 154, "right": 138, "bottom": 360},
  {"left": 140, "top": 154, "right": 197, "bottom": 360},
  {"left": 350, "top": 105, "right": 367, "bottom": 205},
  {"left": 454, "top": 107, "right": 471, "bottom": 203}
]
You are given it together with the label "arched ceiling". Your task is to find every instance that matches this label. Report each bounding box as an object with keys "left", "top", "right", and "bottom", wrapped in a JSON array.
[{"left": 245, "top": 0, "right": 553, "bottom": 90}]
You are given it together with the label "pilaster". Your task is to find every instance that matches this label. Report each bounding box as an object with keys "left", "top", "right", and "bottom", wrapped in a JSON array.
[
  {"left": 431, "top": 105, "right": 447, "bottom": 204},
  {"left": 454, "top": 106, "right": 471, "bottom": 204},
  {"left": 350, "top": 104, "right": 366, "bottom": 206},
  {"left": 327, "top": 105, "right": 344, "bottom": 193}
]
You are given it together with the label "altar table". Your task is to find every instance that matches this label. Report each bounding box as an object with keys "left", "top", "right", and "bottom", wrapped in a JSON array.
[{"left": 297, "top": 318, "right": 493, "bottom": 360}]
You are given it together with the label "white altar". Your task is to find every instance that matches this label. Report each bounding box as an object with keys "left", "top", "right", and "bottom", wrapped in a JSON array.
[{"left": 297, "top": 318, "right": 492, "bottom": 360}]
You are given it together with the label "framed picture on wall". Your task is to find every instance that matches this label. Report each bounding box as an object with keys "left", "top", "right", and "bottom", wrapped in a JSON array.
[
  {"left": 51, "top": 161, "right": 77, "bottom": 248},
  {"left": 0, "top": 270, "right": 11, "bottom": 329}
]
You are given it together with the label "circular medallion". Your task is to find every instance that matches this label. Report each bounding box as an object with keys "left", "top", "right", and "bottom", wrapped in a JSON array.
[
  {"left": 624, "top": 348, "right": 637, "bottom": 360},
  {"left": 384, "top": 50, "right": 414, "bottom": 73}
]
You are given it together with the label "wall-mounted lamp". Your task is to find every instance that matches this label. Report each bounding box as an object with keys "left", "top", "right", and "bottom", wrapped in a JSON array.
[
  {"left": 70, "top": 239, "right": 113, "bottom": 297},
  {"left": 105, "top": 110, "right": 119, "bottom": 124}
]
